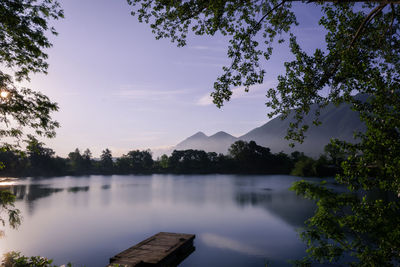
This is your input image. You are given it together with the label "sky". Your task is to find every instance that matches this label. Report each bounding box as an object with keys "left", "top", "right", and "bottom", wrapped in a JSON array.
[{"left": 19, "top": 0, "right": 326, "bottom": 158}]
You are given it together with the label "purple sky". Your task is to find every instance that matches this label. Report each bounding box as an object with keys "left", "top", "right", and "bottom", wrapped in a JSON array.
[{"left": 19, "top": 0, "right": 326, "bottom": 157}]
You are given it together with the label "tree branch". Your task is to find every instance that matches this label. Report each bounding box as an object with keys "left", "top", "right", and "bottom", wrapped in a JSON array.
[
  {"left": 254, "top": 0, "right": 287, "bottom": 33},
  {"left": 227, "top": 0, "right": 287, "bottom": 73},
  {"left": 350, "top": 3, "right": 387, "bottom": 47},
  {"left": 306, "top": 0, "right": 400, "bottom": 4}
]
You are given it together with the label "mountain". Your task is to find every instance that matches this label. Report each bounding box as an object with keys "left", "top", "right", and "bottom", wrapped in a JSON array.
[
  {"left": 172, "top": 99, "right": 366, "bottom": 157},
  {"left": 240, "top": 100, "right": 366, "bottom": 156},
  {"left": 175, "top": 131, "right": 238, "bottom": 154}
]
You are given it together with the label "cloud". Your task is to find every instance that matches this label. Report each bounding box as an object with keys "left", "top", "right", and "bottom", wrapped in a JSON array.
[
  {"left": 173, "top": 60, "right": 225, "bottom": 68},
  {"left": 196, "top": 81, "right": 276, "bottom": 106},
  {"left": 190, "top": 45, "right": 225, "bottom": 52},
  {"left": 191, "top": 45, "right": 210, "bottom": 50},
  {"left": 197, "top": 94, "right": 213, "bottom": 106},
  {"left": 115, "top": 83, "right": 188, "bottom": 101},
  {"left": 116, "top": 89, "right": 186, "bottom": 99}
]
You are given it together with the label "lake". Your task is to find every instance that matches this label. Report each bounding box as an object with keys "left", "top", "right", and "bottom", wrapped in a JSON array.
[{"left": 1, "top": 174, "right": 318, "bottom": 266}]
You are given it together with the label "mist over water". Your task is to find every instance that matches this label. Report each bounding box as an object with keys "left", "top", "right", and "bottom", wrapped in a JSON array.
[{"left": 2, "top": 175, "right": 318, "bottom": 266}]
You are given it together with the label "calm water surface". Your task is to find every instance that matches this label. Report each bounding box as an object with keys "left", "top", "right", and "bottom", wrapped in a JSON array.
[{"left": 1, "top": 174, "right": 319, "bottom": 266}]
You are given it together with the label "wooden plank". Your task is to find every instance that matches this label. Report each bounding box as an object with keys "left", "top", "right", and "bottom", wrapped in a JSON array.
[{"left": 108, "top": 232, "right": 195, "bottom": 267}]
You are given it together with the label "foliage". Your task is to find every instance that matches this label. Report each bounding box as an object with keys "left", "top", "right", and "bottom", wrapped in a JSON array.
[
  {"left": 67, "top": 148, "right": 95, "bottom": 173},
  {"left": 127, "top": 1, "right": 400, "bottom": 265},
  {"left": 159, "top": 154, "right": 169, "bottom": 169},
  {"left": 25, "top": 135, "right": 56, "bottom": 175},
  {"left": 0, "top": 251, "right": 72, "bottom": 267},
  {"left": 68, "top": 148, "right": 84, "bottom": 173},
  {"left": 291, "top": 157, "right": 316, "bottom": 177},
  {"left": 82, "top": 149, "right": 92, "bottom": 171},
  {"left": 0, "top": 0, "right": 64, "bottom": 81},
  {"left": 0, "top": 141, "right": 332, "bottom": 176},
  {"left": 0, "top": 84, "right": 59, "bottom": 150},
  {"left": 99, "top": 148, "right": 113, "bottom": 173},
  {"left": 0, "top": 0, "right": 64, "bottom": 236},
  {"left": 0, "top": 0, "right": 63, "bottom": 148},
  {"left": 168, "top": 149, "right": 213, "bottom": 173},
  {"left": 126, "top": 0, "right": 296, "bottom": 107},
  {"left": 116, "top": 150, "right": 156, "bottom": 174},
  {"left": 124, "top": 150, "right": 153, "bottom": 172},
  {"left": 0, "top": 191, "right": 21, "bottom": 237},
  {"left": 291, "top": 153, "right": 338, "bottom": 178},
  {"left": 229, "top": 140, "right": 291, "bottom": 173}
]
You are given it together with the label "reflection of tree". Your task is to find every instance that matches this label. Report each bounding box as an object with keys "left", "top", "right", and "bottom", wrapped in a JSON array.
[
  {"left": 67, "top": 186, "right": 89, "bottom": 193},
  {"left": 10, "top": 184, "right": 64, "bottom": 215},
  {"left": 234, "top": 189, "right": 315, "bottom": 228}
]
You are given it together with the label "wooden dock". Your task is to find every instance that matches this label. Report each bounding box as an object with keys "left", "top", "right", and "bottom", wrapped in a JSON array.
[{"left": 108, "top": 232, "right": 195, "bottom": 267}]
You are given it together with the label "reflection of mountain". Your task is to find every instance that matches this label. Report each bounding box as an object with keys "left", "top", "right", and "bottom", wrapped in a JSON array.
[{"left": 235, "top": 189, "right": 315, "bottom": 228}]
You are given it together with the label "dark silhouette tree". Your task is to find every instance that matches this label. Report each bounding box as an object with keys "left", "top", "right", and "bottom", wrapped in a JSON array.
[
  {"left": 169, "top": 149, "right": 211, "bottom": 173},
  {"left": 229, "top": 140, "right": 274, "bottom": 173},
  {"left": 159, "top": 154, "right": 169, "bottom": 169},
  {"left": 126, "top": 150, "right": 154, "bottom": 172},
  {"left": 68, "top": 148, "right": 84, "bottom": 174},
  {"left": 25, "top": 136, "right": 55, "bottom": 175},
  {"left": 100, "top": 148, "right": 114, "bottom": 173},
  {"left": 82, "top": 148, "right": 93, "bottom": 173}
]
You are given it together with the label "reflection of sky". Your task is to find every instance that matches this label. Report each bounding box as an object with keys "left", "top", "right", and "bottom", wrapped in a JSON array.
[
  {"left": 200, "top": 233, "right": 265, "bottom": 256},
  {"left": 1, "top": 175, "right": 316, "bottom": 267},
  {"left": 0, "top": 178, "right": 18, "bottom": 187}
]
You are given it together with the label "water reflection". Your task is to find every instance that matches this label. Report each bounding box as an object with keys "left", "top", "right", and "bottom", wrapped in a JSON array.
[
  {"left": 10, "top": 184, "right": 64, "bottom": 215},
  {"left": 101, "top": 184, "right": 111, "bottom": 190},
  {"left": 201, "top": 233, "right": 265, "bottom": 256},
  {"left": 67, "top": 186, "right": 90, "bottom": 193},
  {"left": 234, "top": 189, "right": 315, "bottom": 228},
  {"left": 2, "top": 175, "right": 318, "bottom": 267},
  {"left": 0, "top": 177, "right": 18, "bottom": 187}
]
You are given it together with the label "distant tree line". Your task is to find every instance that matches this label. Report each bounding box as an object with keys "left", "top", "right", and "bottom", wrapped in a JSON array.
[{"left": 0, "top": 137, "right": 345, "bottom": 178}]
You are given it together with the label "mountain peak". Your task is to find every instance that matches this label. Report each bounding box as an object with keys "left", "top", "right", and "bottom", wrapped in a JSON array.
[
  {"left": 191, "top": 131, "right": 207, "bottom": 138},
  {"left": 210, "top": 131, "right": 236, "bottom": 139},
  {"left": 174, "top": 100, "right": 364, "bottom": 157}
]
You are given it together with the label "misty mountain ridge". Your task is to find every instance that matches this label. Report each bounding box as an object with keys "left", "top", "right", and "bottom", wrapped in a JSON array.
[
  {"left": 175, "top": 131, "right": 238, "bottom": 154},
  {"left": 173, "top": 99, "right": 366, "bottom": 157}
]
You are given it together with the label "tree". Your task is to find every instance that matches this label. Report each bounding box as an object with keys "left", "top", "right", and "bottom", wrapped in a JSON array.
[
  {"left": 0, "top": 190, "right": 21, "bottom": 238},
  {"left": 229, "top": 140, "right": 275, "bottom": 173},
  {"left": 127, "top": 1, "right": 400, "bottom": 265},
  {"left": 159, "top": 154, "right": 169, "bottom": 169},
  {"left": 82, "top": 148, "right": 93, "bottom": 172},
  {"left": 0, "top": 0, "right": 64, "bottom": 233},
  {"left": 0, "top": 0, "right": 63, "bottom": 149},
  {"left": 291, "top": 157, "right": 317, "bottom": 177},
  {"left": 25, "top": 135, "right": 56, "bottom": 175},
  {"left": 126, "top": 150, "right": 154, "bottom": 172},
  {"left": 99, "top": 148, "right": 114, "bottom": 173},
  {"left": 324, "top": 140, "right": 346, "bottom": 167},
  {"left": 168, "top": 149, "right": 211, "bottom": 173},
  {"left": 68, "top": 148, "right": 84, "bottom": 173},
  {"left": 115, "top": 150, "right": 153, "bottom": 173}
]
